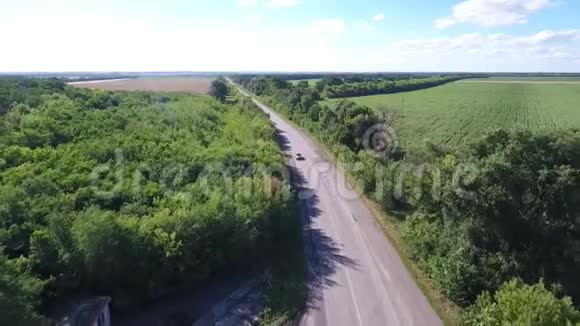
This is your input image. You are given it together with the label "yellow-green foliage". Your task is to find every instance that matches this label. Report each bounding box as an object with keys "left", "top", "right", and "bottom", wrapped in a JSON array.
[{"left": 464, "top": 279, "right": 580, "bottom": 326}]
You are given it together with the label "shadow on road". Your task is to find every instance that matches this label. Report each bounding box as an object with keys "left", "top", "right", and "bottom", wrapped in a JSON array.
[
  {"left": 274, "top": 128, "right": 292, "bottom": 153},
  {"left": 275, "top": 129, "right": 359, "bottom": 314}
]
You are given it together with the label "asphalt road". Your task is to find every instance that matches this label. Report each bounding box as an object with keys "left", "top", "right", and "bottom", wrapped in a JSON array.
[{"left": 227, "top": 78, "right": 442, "bottom": 326}]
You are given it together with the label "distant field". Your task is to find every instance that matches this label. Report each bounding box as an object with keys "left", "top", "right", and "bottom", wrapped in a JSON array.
[
  {"left": 289, "top": 79, "right": 319, "bottom": 86},
  {"left": 462, "top": 77, "right": 580, "bottom": 83},
  {"left": 325, "top": 82, "right": 580, "bottom": 149},
  {"left": 69, "top": 77, "right": 215, "bottom": 93}
]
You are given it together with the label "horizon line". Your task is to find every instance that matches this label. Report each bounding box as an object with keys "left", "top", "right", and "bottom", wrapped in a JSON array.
[{"left": 2, "top": 71, "right": 580, "bottom": 75}]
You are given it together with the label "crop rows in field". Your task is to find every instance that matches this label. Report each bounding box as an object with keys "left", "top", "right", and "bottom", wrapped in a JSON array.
[{"left": 325, "top": 81, "right": 580, "bottom": 149}]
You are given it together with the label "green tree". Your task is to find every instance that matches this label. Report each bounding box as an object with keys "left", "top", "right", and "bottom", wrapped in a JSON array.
[
  {"left": 0, "top": 77, "right": 298, "bottom": 319},
  {"left": 209, "top": 79, "right": 229, "bottom": 102},
  {"left": 300, "top": 94, "right": 315, "bottom": 112},
  {"left": 464, "top": 279, "right": 580, "bottom": 326},
  {"left": 296, "top": 80, "right": 310, "bottom": 88},
  {"left": 0, "top": 253, "right": 46, "bottom": 326},
  {"left": 236, "top": 74, "right": 580, "bottom": 312}
]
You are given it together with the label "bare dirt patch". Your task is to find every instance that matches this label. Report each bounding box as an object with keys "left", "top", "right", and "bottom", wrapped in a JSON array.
[{"left": 69, "top": 78, "right": 215, "bottom": 93}]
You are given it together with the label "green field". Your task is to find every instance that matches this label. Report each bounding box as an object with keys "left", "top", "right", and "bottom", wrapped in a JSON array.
[
  {"left": 464, "top": 76, "right": 580, "bottom": 82},
  {"left": 289, "top": 78, "right": 319, "bottom": 86},
  {"left": 325, "top": 81, "right": 580, "bottom": 149}
]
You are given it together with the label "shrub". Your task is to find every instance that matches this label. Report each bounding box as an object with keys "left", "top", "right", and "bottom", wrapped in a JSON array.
[{"left": 464, "top": 279, "right": 580, "bottom": 326}]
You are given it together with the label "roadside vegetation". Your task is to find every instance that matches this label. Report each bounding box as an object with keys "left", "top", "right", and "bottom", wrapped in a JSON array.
[
  {"left": 235, "top": 76, "right": 580, "bottom": 325},
  {"left": 0, "top": 78, "right": 304, "bottom": 324},
  {"left": 319, "top": 75, "right": 464, "bottom": 98}
]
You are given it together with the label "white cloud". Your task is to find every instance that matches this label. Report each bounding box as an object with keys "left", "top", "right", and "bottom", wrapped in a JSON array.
[
  {"left": 372, "top": 13, "right": 385, "bottom": 22},
  {"left": 356, "top": 21, "right": 375, "bottom": 32},
  {"left": 239, "top": 0, "right": 258, "bottom": 6},
  {"left": 382, "top": 29, "right": 580, "bottom": 71},
  {"left": 305, "top": 19, "right": 345, "bottom": 38},
  {"left": 434, "top": 18, "right": 456, "bottom": 29},
  {"left": 355, "top": 13, "right": 385, "bottom": 33},
  {"left": 391, "top": 29, "right": 580, "bottom": 52},
  {"left": 527, "top": 29, "right": 580, "bottom": 44},
  {"left": 268, "top": 0, "right": 300, "bottom": 7},
  {"left": 1, "top": 7, "right": 578, "bottom": 73},
  {"left": 435, "top": 0, "right": 554, "bottom": 29}
]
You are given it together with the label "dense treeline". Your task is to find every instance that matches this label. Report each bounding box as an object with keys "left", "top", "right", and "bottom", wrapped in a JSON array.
[
  {"left": 401, "top": 130, "right": 580, "bottom": 306},
  {"left": 0, "top": 78, "right": 66, "bottom": 112},
  {"left": 0, "top": 78, "right": 296, "bottom": 323},
  {"left": 236, "top": 76, "right": 580, "bottom": 324},
  {"left": 235, "top": 74, "right": 475, "bottom": 99},
  {"left": 236, "top": 77, "right": 404, "bottom": 157},
  {"left": 320, "top": 76, "right": 463, "bottom": 98},
  {"left": 235, "top": 72, "right": 484, "bottom": 83}
]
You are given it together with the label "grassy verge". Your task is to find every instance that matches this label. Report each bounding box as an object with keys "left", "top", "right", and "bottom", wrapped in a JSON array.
[
  {"left": 346, "top": 178, "right": 462, "bottom": 326},
  {"left": 251, "top": 92, "right": 461, "bottom": 325},
  {"left": 232, "top": 82, "right": 461, "bottom": 325},
  {"left": 315, "top": 148, "right": 462, "bottom": 324}
]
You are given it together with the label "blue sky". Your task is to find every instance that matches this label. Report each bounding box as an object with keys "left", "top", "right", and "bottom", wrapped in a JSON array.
[{"left": 1, "top": 0, "right": 579, "bottom": 72}]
